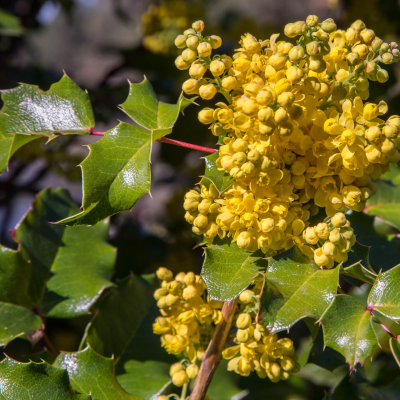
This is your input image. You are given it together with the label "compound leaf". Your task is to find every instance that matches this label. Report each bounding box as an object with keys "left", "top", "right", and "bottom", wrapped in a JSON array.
[
  {"left": 368, "top": 264, "right": 400, "bottom": 320},
  {"left": 201, "top": 241, "right": 266, "bottom": 301},
  {"left": 54, "top": 346, "right": 141, "bottom": 400},
  {"left": 321, "top": 295, "right": 377, "bottom": 369},
  {"left": 200, "top": 152, "right": 234, "bottom": 194},
  {"left": 0, "top": 74, "right": 94, "bottom": 138},
  {"left": 0, "top": 358, "right": 91, "bottom": 399},
  {"left": 260, "top": 246, "right": 338, "bottom": 333}
]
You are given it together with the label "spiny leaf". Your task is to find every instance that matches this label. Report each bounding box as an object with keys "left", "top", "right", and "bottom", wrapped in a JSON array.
[
  {"left": 120, "top": 78, "right": 194, "bottom": 133},
  {"left": 56, "top": 123, "right": 153, "bottom": 226},
  {"left": 0, "top": 358, "right": 91, "bottom": 399},
  {"left": 200, "top": 152, "right": 234, "bottom": 194},
  {"left": 82, "top": 275, "right": 174, "bottom": 400},
  {"left": 0, "top": 131, "right": 40, "bottom": 173},
  {"left": 54, "top": 347, "right": 141, "bottom": 400},
  {"left": 321, "top": 295, "right": 377, "bottom": 369},
  {"left": 58, "top": 78, "right": 194, "bottom": 226},
  {"left": 260, "top": 246, "right": 339, "bottom": 333},
  {"left": 201, "top": 241, "right": 266, "bottom": 301},
  {"left": 340, "top": 242, "right": 376, "bottom": 285},
  {"left": 0, "top": 74, "right": 95, "bottom": 138},
  {"left": 368, "top": 264, "right": 400, "bottom": 320},
  {"left": 0, "top": 187, "right": 115, "bottom": 345}
]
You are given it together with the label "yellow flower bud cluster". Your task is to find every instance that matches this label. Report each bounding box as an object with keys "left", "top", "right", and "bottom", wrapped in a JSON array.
[
  {"left": 303, "top": 212, "right": 356, "bottom": 267},
  {"left": 222, "top": 288, "right": 300, "bottom": 381},
  {"left": 153, "top": 267, "right": 223, "bottom": 376},
  {"left": 180, "top": 16, "right": 400, "bottom": 258}
]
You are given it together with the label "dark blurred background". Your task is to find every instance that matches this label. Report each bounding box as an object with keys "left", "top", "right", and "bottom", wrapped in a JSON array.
[{"left": 2, "top": 1, "right": 400, "bottom": 398}]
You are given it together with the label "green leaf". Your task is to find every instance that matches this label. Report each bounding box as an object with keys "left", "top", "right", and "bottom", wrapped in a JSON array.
[
  {"left": 368, "top": 264, "right": 400, "bottom": 320},
  {"left": 200, "top": 152, "right": 234, "bottom": 194},
  {"left": 0, "top": 303, "right": 42, "bottom": 346},
  {"left": 340, "top": 242, "right": 376, "bottom": 285},
  {"left": 201, "top": 241, "right": 266, "bottom": 301},
  {"left": 260, "top": 246, "right": 339, "bottom": 333},
  {"left": 0, "top": 9, "right": 24, "bottom": 36},
  {"left": 0, "top": 74, "right": 95, "bottom": 138},
  {"left": 0, "top": 131, "right": 40, "bottom": 173},
  {"left": 56, "top": 123, "right": 153, "bottom": 226},
  {"left": 83, "top": 275, "right": 174, "bottom": 400},
  {"left": 54, "top": 347, "right": 141, "bottom": 400},
  {"left": 120, "top": 78, "right": 194, "bottom": 133},
  {"left": 58, "top": 79, "right": 194, "bottom": 226},
  {"left": 0, "top": 187, "right": 115, "bottom": 345},
  {"left": 307, "top": 327, "right": 346, "bottom": 371},
  {"left": 0, "top": 358, "right": 91, "bottom": 399},
  {"left": 366, "top": 205, "right": 400, "bottom": 231},
  {"left": 321, "top": 295, "right": 377, "bottom": 369},
  {"left": 390, "top": 337, "right": 400, "bottom": 368}
]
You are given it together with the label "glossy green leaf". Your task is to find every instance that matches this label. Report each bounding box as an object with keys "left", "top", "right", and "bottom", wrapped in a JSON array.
[
  {"left": 56, "top": 123, "right": 153, "bottom": 226},
  {"left": 0, "top": 9, "right": 24, "bottom": 36},
  {"left": 347, "top": 211, "right": 400, "bottom": 273},
  {"left": 260, "top": 246, "right": 339, "bottom": 333},
  {"left": 366, "top": 204, "right": 400, "bottom": 231},
  {"left": 321, "top": 295, "right": 377, "bottom": 369},
  {"left": 368, "top": 264, "right": 400, "bottom": 320},
  {"left": 201, "top": 241, "right": 266, "bottom": 301},
  {"left": 200, "top": 152, "right": 234, "bottom": 194},
  {"left": 54, "top": 347, "right": 141, "bottom": 400},
  {"left": 340, "top": 242, "right": 376, "bottom": 285},
  {"left": 120, "top": 78, "right": 194, "bottom": 133},
  {"left": 0, "top": 187, "right": 115, "bottom": 345},
  {"left": 83, "top": 275, "right": 174, "bottom": 400},
  {"left": 0, "top": 132, "right": 40, "bottom": 173},
  {"left": 0, "top": 74, "right": 94, "bottom": 138},
  {"left": 0, "top": 358, "right": 91, "bottom": 399}
]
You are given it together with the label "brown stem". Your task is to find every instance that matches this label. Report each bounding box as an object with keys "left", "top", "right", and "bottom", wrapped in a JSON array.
[
  {"left": 190, "top": 298, "right": 238, "bottom": 400},
  {"left": 41, "top": 331, "right": 58, "bottom": 357},
  {"left": 338, "top": 286, "right": 346, "bottom": 295}
]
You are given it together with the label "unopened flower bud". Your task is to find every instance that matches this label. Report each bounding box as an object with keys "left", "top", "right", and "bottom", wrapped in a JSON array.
[
  {"left": 210, "top": 60, "right": 225, "bottom": 76},
  {"left": 293, "top": 21, "right": 307, "bottom": 36},
  {"left": 182, "top": 79, "right": 201, "bottom": 95},
  {"left": 186, "top": 364, "right": 199, "bottom": 379},
  {"left": 239, "top": 289, "right": 254, "bottom": 303},
  {"left": 288, "top": 45, "right": 305, "bottom": 62},
  {"left": 175, "top": 56, "right": 190, "bottom": 70},
  {"left": 347, "top": 52, "right": 360, "bottom": 66},
  {"left": 175, "top": 35, "right": 187, "bottom": 49},
  {"left": 382, "top": 53, "right": 394, "bottom": 64},
  {"left": 284, "top": 23, "right": 297, "bottom": 38},
  {"left": 192, "top": 20, "right": 204, "bottom": 32},
  {"left": 372, "top": 38, "right": 383, "bottom": 53},
  {"left": 208, "top": 35, "right": 222, "bottom": 49},
  {"left": 199, "top": 84, "right": 217, "bottom": 100},
  {"left": 321, "top": 18, "right": 337, "bottom": 33},
  {"left": 197, "top": 42, "right": 212, "bottom": 58},
  {"left": 236, "top": 313, "right": 252, "bottom": 329},
  {"left": 306, "top": 15, "right": 319, "bottom": 27},
  {"left": 306, "top": 41, "right": 320, "bottom": 56},
  {"left": 172, "top": 370, "right": 188, "bottom": 387},
  {"left": 157, "top": 267, "right": 173, "bottom": 281}
]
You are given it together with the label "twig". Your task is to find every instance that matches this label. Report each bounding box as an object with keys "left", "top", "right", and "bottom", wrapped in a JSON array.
[
  {"left": 41, "top": 331, "right": 58, "bottom": 357},
  {"left": 338, "top": 287, "right": 346, "bottom": 295},
  {"left": 190, "top": 298, "right": 238, "bottom": 400},
  {"left": 87, "top": 129, "right": 217, "bottom": 153}
]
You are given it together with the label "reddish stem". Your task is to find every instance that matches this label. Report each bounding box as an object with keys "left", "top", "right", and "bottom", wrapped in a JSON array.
[
  {"left": 87, "top": 129, "right": 216, "bottom": 153},
  {"left": 156, "top": 136, "right": 216, "bottom": 153},
  {"left": 368, "top": 308, "right": 397, "bottom": 339}
]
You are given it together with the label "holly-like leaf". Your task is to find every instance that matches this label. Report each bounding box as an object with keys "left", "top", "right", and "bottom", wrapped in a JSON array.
[
  {"left": 0, "top": 74, "right": 95, "bottom": 138},
  {"left": 120, "top": 78, "right": 194, "bottom": 134},
  {"left": 367, "top": 264, "right": 400, "bottom": 320},
  {"left": 260, "top": 246, "right": 339, "bottom": 333},
  {"left": 321, "top": 295, "right": 377, "bottom": 369},
  {"left": 200, "top": 152, "right": 234, "bottom": 194},
  {"left": 340, "top": 242, "right": 376, "bottom": 285},
  {"left": 0, "top": 358, "right": 91, "bottom": 399},
  {"left": 201, "top": 241, "right": 266, "bottom": 301},
  {"left": 54, "top": 347, "right": 141, "bottom": 400},
  {"left": 82, "top": 275, "right": 174, "bottom": 400},
  {"left": 0, "top": 187, "right": 115, "bottom": 345},
  {"left": 0, "top": 131, "right": 40, "bottom": 173},
  {"left": 58, "top": 79, "right": 194, "bottom": 226}
]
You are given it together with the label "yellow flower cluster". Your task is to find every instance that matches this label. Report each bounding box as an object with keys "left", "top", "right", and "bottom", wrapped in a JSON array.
[
  {"left": 178, "top": 17, "right": 400, "bottom": 260},
  {"left": 222, "top": 289, "right": 300, "bottom": 381},
  {"left": 153, "top": 267, "right": 222, "bottom": 375},
  {"left": 153, "top": 268, "right": 300, "bottom": 386},
  {"left": 304, "top": 212, "right": 356, "bottom": 267}
]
